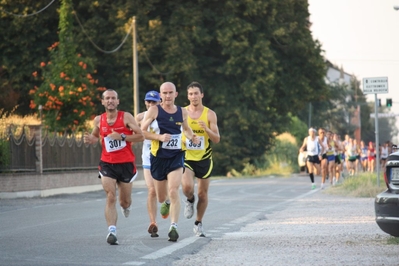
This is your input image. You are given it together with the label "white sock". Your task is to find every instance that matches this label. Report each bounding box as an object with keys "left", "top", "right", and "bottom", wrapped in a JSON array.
[{"left": 108, "top": 225, "right": 116, "bottom": 233}]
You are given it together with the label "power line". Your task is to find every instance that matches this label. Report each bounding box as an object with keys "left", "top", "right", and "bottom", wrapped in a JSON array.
[
  {"left": 74, "top": 12, "right": 172, "bottom": 74},
  {"left": 137, "top": 35, "right": 173, "bottom": 76},
  {"left": 0, "top": 0, "right": 57, "bottom": 17},
  {"left": 3, "top": 2, "right": 172, "bottom": 74},
  {"left": 73, "top": 10, "right": 132, "bottom": 54}
]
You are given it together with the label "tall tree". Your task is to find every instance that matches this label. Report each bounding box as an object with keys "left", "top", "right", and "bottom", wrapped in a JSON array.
[
  {"left": 127, "top": 0, "right": 329, "bottom": 174},
  {"left": 30, "top": 0, "right": 103, "bottom": 131},
  {"left": 1, "top": 0, "right": 339, "bottom": 174},
  {"left": 0, "top": 0, "right": 59, "bottom": 114}
]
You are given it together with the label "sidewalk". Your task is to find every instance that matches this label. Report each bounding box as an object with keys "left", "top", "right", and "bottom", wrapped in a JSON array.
[{"left": 173, "top": 190, "right": 397, "bottom": 266}]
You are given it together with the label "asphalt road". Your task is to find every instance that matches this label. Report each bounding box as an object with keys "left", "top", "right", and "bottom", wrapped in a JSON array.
[{"left": 0, "top": 175, "right": 321, "bottom": 266}]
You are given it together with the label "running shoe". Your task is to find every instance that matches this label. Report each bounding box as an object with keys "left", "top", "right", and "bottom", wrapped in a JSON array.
[
  {"left": 121, "top": 205, "right": 131, "bottom": 218},
  {"left": 193, "top": 222, "right": 206, "bottom": 237},
  {"left": 184, "top": 196, "right": 195, "bottom": 219},
  {"left": 160, "top": 202, "right": 170, "bottom": 219},
  {"left": 168, "top": 226, "right": 179, "bottom": 242},
  {"left": 320, "top": 183, "right": 324, "bottom": 190},
  {"left": 147, "top": 222, "right": 159, "bottom": 238},
  {"left": 106, "top": 231, "right": 119, "bottom": 245},
  {"left": 311, "top": 184, "right": 316, "bottom": 190}
]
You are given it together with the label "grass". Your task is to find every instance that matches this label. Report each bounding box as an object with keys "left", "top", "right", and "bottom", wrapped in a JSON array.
[
  {"left": 326, "top": 172, "right": 387, "bottom": 197},
  {"left": 0, "top": 108, "right": 40, "bottom": 137},
  {"left": 387, "top": 237, "right": 399, "bottom": 245},
  {"left": 261, "top": 156, "right": 294, "bottom": 176},
  {"left": 0, "top": 110, "right": 93, "bottom": 137}
]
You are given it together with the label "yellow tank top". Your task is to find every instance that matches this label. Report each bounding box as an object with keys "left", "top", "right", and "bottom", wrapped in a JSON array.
[
  {"left": 182, "top": 106, "right": 212, "bottom": 161},
  {"left": 326, "top": 140, "right": 335, "bottom": 156}
]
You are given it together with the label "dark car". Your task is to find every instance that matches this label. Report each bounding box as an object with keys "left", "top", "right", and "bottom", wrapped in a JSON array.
[{"left": 375, "top": 146, "right": 399, "bottom": 237}]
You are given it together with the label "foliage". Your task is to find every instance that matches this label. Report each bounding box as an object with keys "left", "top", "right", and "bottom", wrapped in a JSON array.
[
  {"left": 29, "top": 0, "right": 105, "bottom": 132},
  {"left": 0, "top": 0, "right": 59, "bottom": 114},
  {"left": 0, "top": 109, "right": 12, "bottom": 170},
  {"left": 326, "top": 172, "right": 386, "bottom": 198},
  {"left": 230, "top": 133, "right": 299, "bottom": 176},
  {"left": 289, "top": 114, "right": 308, "bottom": 147},
  {"left": 1, "top": 0, "right": 339, "bottom": 174},
  {"left": 0, "top": 137, "right": 10, "bottom": 171}
]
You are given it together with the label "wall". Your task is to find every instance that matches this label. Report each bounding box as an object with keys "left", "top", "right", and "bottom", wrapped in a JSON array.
[{"left": 0, "top": 168, "right": 144, "bottom": 199}]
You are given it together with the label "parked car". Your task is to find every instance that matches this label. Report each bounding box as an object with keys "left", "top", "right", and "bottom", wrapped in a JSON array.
[{"left": 375, "top": 145, "right": 399, "bottom": 237}]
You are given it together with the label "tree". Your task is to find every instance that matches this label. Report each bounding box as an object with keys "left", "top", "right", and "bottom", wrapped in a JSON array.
[
  {"left": 70, "top": 0, "right": 330, "bottom": 174},
  {"left": 0, "top": 0, "right": 59, "bottom": 114},
  {"left": 30, "top": 0, "right": 104, "bottom": 131},
  {"left": 1, "top": 0, "right": 334, "bottom": 174}
]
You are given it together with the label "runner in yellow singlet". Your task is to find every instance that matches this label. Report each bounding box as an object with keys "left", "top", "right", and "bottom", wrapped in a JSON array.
[{"left": 181, "top": 81, "right": 220, "bottom": 237}]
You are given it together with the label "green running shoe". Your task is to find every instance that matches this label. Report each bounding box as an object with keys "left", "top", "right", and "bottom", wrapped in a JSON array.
[
  {"left": 160, "top": 202, "right": 170, "bottom": 219},
  {"left": 168, "top": 226, "right": 179, "bottom": 242}
]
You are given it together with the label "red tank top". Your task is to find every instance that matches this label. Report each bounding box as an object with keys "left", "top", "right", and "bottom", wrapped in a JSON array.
[{"left": 100, "top": 111, "right": 135, "bottom": 163}]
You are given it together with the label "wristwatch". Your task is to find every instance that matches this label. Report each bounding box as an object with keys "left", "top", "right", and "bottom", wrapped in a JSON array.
[{"left": 120, "top": 133, "right": 126, "bottom": 141}]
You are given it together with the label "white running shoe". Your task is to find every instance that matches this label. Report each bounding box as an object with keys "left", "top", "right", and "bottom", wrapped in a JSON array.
[
  {"left": 106, "top": 231, "right": 119, "bottom": 245},
  {"left": 193, "top": 222, "right": 205, "bottom": 237},
  {"left": 320, "top": 183, "right": 324, "bottom": 190},
  {"left": 121, "top": 205, "right": 131, "bottom": 218},
  {"left": 184, "top": 196, "right": 195, "bottom": 219}
]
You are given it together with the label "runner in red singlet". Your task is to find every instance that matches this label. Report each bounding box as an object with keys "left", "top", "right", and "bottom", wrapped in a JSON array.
[{"left": 84, "top": 89, "right": 144, "bottom": 245}]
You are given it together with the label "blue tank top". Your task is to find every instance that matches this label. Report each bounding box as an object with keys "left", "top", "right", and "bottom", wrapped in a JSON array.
[{"left": 150, "top": 105, "right": 184, "bottom": 158}]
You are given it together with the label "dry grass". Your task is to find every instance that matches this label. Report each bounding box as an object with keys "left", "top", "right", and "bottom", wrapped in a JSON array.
[
  {"left": 326, "top": 172, "right": 387, "bottom": 197},
  {"left": 0, "top": 109, "right": 40, "bottom": 137},
  {"left": 261, "top": 155, "right": 294, "bottom": 176},
  {"left": 276, "top": 132, "right": 297, "bottom": 145},
  {"left": 0, "top": 109, "right": 93, "bottom": 138},
  {"left": 0, "top": 108, "right": 40, "bottom": 126}
]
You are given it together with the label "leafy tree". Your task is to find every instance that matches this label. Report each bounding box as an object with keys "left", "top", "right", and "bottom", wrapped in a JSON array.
[
  {"left": 30, "top": 0, "right": 104, "bottom": 131},
  {"left": 1, "top": 0, "right": 338, "bottom": 175},
  {"left": 289, "top": 114, "right": 308, "bottom": 146},
  {"left": 0, "top": 0, "right": 59, "bottom": 114},
  {"left": 124, "top": 0, "right": 328, "bottom": 174}
]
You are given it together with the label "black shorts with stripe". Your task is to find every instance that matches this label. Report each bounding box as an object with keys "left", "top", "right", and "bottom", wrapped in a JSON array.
[
  {"left": 184, "top": 157, "right": 213, "bottom": 179},
  {"left": 98, "top": 161, "right": 137, "bottom": 183}
]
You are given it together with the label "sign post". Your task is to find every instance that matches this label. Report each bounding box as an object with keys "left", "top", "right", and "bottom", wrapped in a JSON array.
[{"left": 362, "top": 77, "right": 389, "bottom": 187}]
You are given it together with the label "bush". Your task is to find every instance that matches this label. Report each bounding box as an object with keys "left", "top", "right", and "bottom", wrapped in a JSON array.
[
  {"left": 230, "top": 132, "right": 299, "bottom": 177},
  {"left": 0, "top": 137, "right": 10, "bottom": 171},
  {"left": 326, "top": 172, "right": 386, "bottom": 197}
]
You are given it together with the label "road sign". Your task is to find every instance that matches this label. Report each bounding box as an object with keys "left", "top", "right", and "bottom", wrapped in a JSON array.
[
  {"left": 370, "top": 113, "right": 399, "bottom": 118},
  {"left": 362, "top": 77, "right": 388, "bottom": 94}
]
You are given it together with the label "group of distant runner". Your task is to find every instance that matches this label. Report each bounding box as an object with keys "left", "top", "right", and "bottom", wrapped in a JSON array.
[{"left": 299, "top": 127, "right": 393, "bottom": 190}]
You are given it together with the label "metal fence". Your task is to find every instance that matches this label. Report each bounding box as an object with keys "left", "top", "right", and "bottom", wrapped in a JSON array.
[{"left": 0, "top": 125, "right": 142, "bottom": 173}]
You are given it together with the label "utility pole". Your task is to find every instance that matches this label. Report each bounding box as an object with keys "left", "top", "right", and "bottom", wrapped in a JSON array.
[
  {"left": 132, "top": 16, "right": 139, "bottom": 117},
  {"left": 363, "top": 76, "right": 389, "bottom": 187}
]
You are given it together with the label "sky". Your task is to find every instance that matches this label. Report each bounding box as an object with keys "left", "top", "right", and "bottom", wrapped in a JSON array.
[{"left": 308, "top": 0, "right": 399, "bottom": 142}]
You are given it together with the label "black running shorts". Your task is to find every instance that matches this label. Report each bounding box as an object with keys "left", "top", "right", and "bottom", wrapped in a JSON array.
[
  {"left": 184, "top": 157, "right": 213, "bottom": 179},
  {"left": 150, "top": 152, "right": 185, "bottom": 181},
  {"left": 98, "top": 161, "right": 137, "bottom": 183}
]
